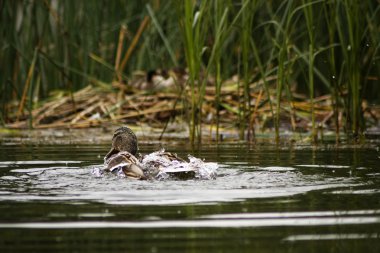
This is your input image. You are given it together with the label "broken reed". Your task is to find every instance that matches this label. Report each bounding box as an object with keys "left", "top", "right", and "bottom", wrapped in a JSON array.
[{"left": 1, "top": 0, "right": 379, "bottom": 142}]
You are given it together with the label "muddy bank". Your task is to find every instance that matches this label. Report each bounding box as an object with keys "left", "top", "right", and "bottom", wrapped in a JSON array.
[{"left": 1, "top": 124, "right": 379, "bottom": 147}]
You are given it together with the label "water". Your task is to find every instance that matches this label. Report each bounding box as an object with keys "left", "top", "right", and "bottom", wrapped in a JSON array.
[{"left": 0, "top": 142, "right": 380, "bottom": 252}]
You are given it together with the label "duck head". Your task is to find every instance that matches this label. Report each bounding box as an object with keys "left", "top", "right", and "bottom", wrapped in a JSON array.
[{"left": 104, "top": 126, "right": 138, "bottom": 161}]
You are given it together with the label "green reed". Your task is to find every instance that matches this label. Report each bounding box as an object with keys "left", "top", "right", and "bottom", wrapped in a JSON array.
[
  {"left": 272, "top": 0, "right": 295, "bottom": 143},
  {"left": 180, "top": 1, "right": 238, "bottom": 143},
  {"left": 212, "top": 1, "right": 227, "bottom": 141},
  {"left": 302, "top": 0, "right": 318, "bottom": 141},
  {"left": 335, "top": 0, "right": 379, "bottom": 137},
  {"left": 343, "top": 0, "right": 362, "bottom": 136},
  {"left": 323, "top": 1, "right": 340, "bottom": 141},
  {"left": 180, "top": 0, "right": 206, "bottom": 143},
  {"left": 239, "top": 0, "right": 256, "bottom": 140},
  {"left": 1, "top": 0, "right": 379, "bottom": 141}
]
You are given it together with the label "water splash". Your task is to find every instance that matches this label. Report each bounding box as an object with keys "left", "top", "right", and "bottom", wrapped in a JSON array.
[
  {"left": 141, "top": 149, "right": 218, "bottom": 180},
  {"left": 92, "top": 149, "right": 218, "bottom": 180}
]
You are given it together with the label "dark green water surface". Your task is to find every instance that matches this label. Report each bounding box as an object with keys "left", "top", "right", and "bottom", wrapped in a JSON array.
[{"left": 0, "top": 142, "right": 380, "bottom": 252}]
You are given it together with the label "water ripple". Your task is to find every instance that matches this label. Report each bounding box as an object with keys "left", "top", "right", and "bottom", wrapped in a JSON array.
[
  {"left": 0, "top": 214, "right": 379, "bottom": 229},
  {"left": 0, "top": 163, "right": 361, "bottom": 205}
]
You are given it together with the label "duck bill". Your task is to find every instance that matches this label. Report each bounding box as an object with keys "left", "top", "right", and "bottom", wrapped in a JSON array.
[{"left": 104, "top": 147, "right": 119, "bottom": 162}]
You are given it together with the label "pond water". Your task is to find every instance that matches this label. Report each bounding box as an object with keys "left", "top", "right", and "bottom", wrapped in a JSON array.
[{"left": 0, "top": 141, "right": 379, "bottom": 252}]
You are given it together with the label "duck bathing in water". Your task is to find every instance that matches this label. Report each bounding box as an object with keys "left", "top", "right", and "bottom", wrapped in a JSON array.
[{"left": 102, "top": 126, "right": 218, "bottom": 180}]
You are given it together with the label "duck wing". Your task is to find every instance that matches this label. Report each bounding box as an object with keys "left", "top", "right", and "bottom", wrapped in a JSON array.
[{"left": 105, "top": 151, "right": 146, "bottom": 180}]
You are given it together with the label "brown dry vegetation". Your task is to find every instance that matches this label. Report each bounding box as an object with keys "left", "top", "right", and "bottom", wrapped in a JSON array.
[{"left": 6, "top": 70, "right": 379, "bottom": 141}]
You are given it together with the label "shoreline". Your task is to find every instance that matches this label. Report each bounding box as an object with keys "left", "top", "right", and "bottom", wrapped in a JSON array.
[{"left": 1, "top": 125, "right": 379, "bottom": 147}]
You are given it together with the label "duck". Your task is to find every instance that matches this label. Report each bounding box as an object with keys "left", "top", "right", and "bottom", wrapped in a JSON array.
[
  {"left": 103, "top": 126, "right": 146, "bottom": 180},
  {"left": 103, "top": 126, "right": 218, "bottom": 180}
]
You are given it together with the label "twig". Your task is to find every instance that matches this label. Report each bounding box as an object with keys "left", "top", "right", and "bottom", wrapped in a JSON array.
[
  {"left": 16, "top": 48, "right": 38, "bottom": 121},
  {"left": 119, "top": 16, "right": 150, "bottom": 73}
]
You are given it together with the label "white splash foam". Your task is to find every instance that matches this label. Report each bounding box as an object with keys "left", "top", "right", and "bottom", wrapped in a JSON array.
[{"left": 141, "top": 149, "right": 218, "bottom": 180}]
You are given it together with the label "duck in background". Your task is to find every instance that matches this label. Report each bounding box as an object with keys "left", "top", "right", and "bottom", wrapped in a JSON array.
[{"left": 102, "top": 126, "right": 217, "bottom": 180}]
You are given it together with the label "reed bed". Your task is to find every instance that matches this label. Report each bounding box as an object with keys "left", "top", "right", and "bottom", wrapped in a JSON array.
[
  {"left": 8, "top": 70, "right": 370, "bottom": 138},
  {"left": 1, "top": 0, "right": 379, "bottom": 142}
]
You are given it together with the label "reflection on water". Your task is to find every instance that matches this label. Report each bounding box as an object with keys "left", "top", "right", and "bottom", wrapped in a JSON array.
[
  {"left": 284, "top": 233, "right": 380, "bottom": 241},
  {"left": 0, "top": 143, "right": 380, "bottom": 252},
  {"left": 1, "top": 209, "right": 380, "bottom": 228}
]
